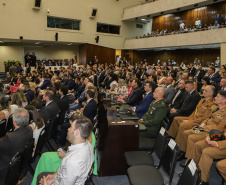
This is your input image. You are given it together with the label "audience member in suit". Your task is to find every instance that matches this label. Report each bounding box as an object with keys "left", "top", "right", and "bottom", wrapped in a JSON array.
[
  {"left": 164, "top": 77, "right": 176, "bottom": 106},
  {"left": 82, "top": 89, "right": 97, "bottom": 124},
  {"left": 140, "top": 68, "right": 146, "bottom": 81},
  {"left": 39, "top": 90, "right": 59, "bottom": 124},
  {"left": 61, "top": 74, "right": 69, "bottom": 86},
  {"left": 67, "top": 73, "right": 76, "bottom": 90},
  {"left": 69, "top": 82, "right": 93, "bottom": 110},
  {"left": 169, "top": 81, "right": 201, "bottom": 125},
  {"left": 121, "top": 69, "right": 126, "bottom": 80},
  {"left": 92, "top": 70, "right": 98, "bottom": 86},
  {"left": 216, "top": 77, "right": 226, "bottom": 94},
  {"left": 141, "top": 73, "right": 149, "bottom": 89},
  {"left": 208, "top": 67, "right": 220, "bottom": 84},
  {"left": 25, "top": 63, "right": 31, "bottom": 74},
  {"left": 0, "top": 108, "right": 33, "bottom": 185},
  {"left": 176, "top": 67, "right": 183, "bottom": 80},
  {"left": 31, "top": 71, "right": 37, "bottom": 83},
  {"left": 23, "top": 82, "right": 35, "bottom": 104},
  {"left": 195, "top": 66, "right": 206, "bottom": 82},
  {"left": 167, "top": 65, "right": 176, "bottom": 77},
  {"left": 189, "top": 63, "right": 197, "bottom": 76},
  {"left": 126, "top": 78, "right": 143, "bottom": 106},
  {"left": 39, "top": 73, "right": 51, "bottom": 90},
  {"left": 169, "top": 79, "right": 187, "bottom": 110},
  {"left": 105, "top": 73, "right": 113, "bottom": 90},
  {"left": 58, "top": 85, "right": 69, "bottom": 125},
  {"left": 98, "top": 68, "right": 106, "bottom": 84},
  {"left": 173, "top": 72, "right": 183, "bottom": 88},
  {"left": 131, "top": 81, "right": 156, "bottom": 119}
]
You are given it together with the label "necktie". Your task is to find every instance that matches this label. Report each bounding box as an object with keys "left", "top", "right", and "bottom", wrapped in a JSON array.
[{"left": 172, "top": 90, "right": 181, "bottom": 104}]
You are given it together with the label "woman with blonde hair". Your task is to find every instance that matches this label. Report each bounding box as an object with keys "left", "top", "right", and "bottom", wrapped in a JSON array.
[
  {"left": 15, "top": 89, "right": 28, "bottom": 107},
  {"left": 0, "top": 97, "right": 10, "bottom": 121},
  {"left": 10, "top": 92, "right": 23, "bottom": 114}
]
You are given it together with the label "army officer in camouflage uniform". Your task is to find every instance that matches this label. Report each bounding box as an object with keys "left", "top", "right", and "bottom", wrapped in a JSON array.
[{"left": 139, "top": 87, "right": 167, "bottom": 138}]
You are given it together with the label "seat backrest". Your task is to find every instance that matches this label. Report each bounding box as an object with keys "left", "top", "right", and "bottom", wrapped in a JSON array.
[
  {"left": 33, "top": 128, "right": 46, "bottom": 160},
  {"left": 19, "top": 139, "right": 34, "bottom": 180},
  {"left": 84, "top": 162, "right": 94, "bottom": 185},
  {"left": 5, "top": 152, "right": 22, "bottom": 185},
  {"left": 44, "top": 119, "right": 52, "bottom": 137},
  {"left": 5, "top": 114, "right": 14, "bottom": 132},
  {"left": 161, "top": 118, "right": 168, "bottom": 129},
  {"left": 159, "top": 139, "right": 179, "bottom": 185},
  {"left": 177, "top": 159, "right": 201, "bottom": 185},
  {"left": 0, "top": 118, "right": 7, "bottom": 138},
  {"left": 153, "top": 127, "right": 168, "bottom": 159}
]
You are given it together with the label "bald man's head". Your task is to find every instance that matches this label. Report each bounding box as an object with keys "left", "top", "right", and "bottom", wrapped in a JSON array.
[{"left": 153, "top": 87, "right": 165, "bottom": 100}]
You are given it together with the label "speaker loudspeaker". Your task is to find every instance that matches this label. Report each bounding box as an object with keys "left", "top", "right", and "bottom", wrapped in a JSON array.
[
  {"left": 55, "top": 33, "right": 58, "bottom": 41},
  {"left": 95, "top": 36, "right": 99, "bottom": 43},
  {"left": 90, "top": 8, "right": 97, "bottom": 18},
  {"left": 35, "top": 0, "right": 41, "bottom": 7}
]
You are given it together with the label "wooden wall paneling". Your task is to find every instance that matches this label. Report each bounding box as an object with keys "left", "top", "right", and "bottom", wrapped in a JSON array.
[
  {"left": 132, "top": 48, "right": 220, "bottom": 66},
  {"left": 80, "top": 44, "right": 115, "bottom": 65},
  {"left": 79, "top": 44, "right": 87, "bottom": 65},
  {"left": 152, "top": 1, "right": 226, "bottom": 32}
]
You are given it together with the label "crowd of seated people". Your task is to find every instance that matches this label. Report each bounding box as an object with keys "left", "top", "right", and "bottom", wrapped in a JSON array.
[
  {"left": 136, "top": 14, "right": 226, "bottom": 39},
  {"left": 35, "top": 58, "right": 79, "bottom": 67},
  {"left": 1, "top": 57, "right": 226, "bottom": 184}
]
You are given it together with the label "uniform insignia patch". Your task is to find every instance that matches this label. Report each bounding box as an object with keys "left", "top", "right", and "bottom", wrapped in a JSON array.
[{"left": 216, "top": 114, "right": 223, "bottom": 119}]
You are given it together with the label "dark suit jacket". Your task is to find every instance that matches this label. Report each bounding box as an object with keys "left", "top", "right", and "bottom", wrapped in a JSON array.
[
  {"left": 74, "top": 83, "right": 85, "bottom": 98},
  {"left": 58, "top": 96, "right": 70, "bottom": 124},
  {"left": 127, "top": 87, "right": 143, "bottom": 106},
  {"left": 99, "top": 73, "right": 106, "bottom": 84},
  {"left": 105, "top": 78, "right": 113, "bottom": 89},
  {"left": 189, "top": 67, "right": 197, "bottom": 76},
  {"left": 26, "top": 66, "right": 31, "bottom": 74},
  {"left": 164, "top": 85, "right": 176, "bottom": 105},
  {"left": 197, "top": 70, "right": 206, "bottom": 82},
  {"left": 135, "top": 92, "right": 154, "bottom": 119},
  {"left": 67, "top": 79, "right": 76, "bottom": 90},
  {"left": 25, "top": 89, "right": 35, "bottom": 104},
  {"left": 40, "top": 79, "right": 51, "bottom": 90},
  {"left": 170, "top": 88, "right": 188, "bottom": 109},
  {"left": 177, "top": 90, "right": 201, "bottom": 116},
  {"left": 93, "top": 75, "right": 98, "bottom": 86},
  {"left": 83, "top": 99, "right": 97, "bottom": 123},
  {"left": 61, "top": 78, "right": 69, "bottom": 86},
  {"left": 0, "top": 126, "right": 33, "bottom": 184},
  {"left": 39, "top": 100, "right": 59, "bottom": 124}
]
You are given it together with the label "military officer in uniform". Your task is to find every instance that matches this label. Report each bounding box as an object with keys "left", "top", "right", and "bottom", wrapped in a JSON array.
[
  {"left": 169, "top": 85, "right": 215, "bottom": 138},
  {"left": 180, "top": 91, "right": 226, "bottom": 178},
  {"left": 217, "top": 159, "right": 226, "bottom": 182},
  {"left": 139, "top": 87, "right": 167, "bottom": 138},
  {"left": 168, "top": 85, "right": 215, "bottom": 159}
]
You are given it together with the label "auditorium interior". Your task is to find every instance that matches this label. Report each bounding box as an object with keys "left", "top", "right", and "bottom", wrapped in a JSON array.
[{"left": 0, "top": 0, "right": 226, "bottom": 185}]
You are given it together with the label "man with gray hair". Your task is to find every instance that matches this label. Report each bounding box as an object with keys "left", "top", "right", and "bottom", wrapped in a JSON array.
[{"left": 0, "top": 108, "right": 33, "bottom": 184}]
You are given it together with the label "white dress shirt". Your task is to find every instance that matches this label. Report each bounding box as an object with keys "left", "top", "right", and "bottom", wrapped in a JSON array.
[{"left": 54, "top": 141, "right": 94, "bottom": 185}]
